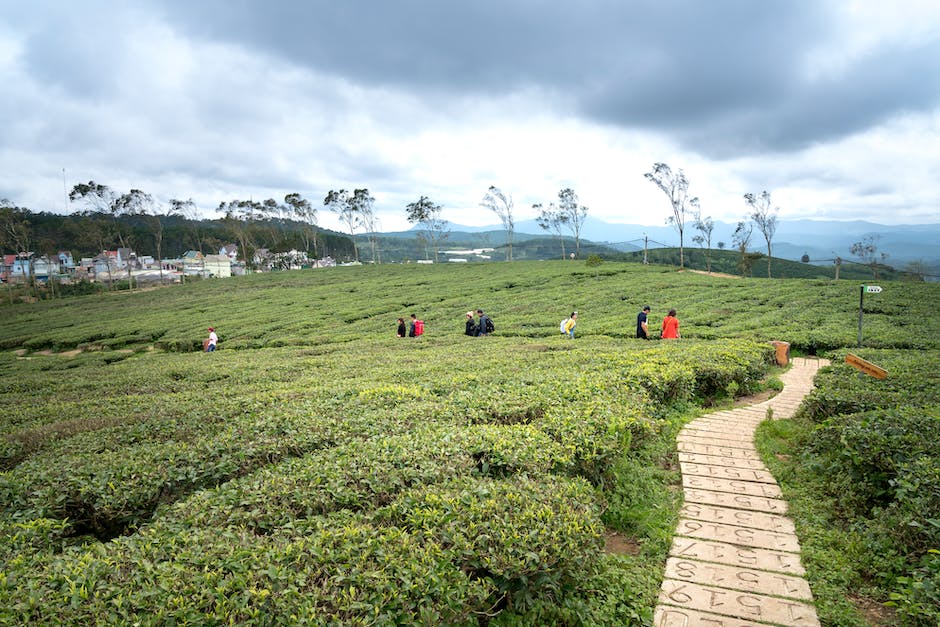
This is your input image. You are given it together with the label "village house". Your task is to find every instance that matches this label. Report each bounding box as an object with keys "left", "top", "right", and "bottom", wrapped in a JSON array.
[{"left": 203, "top": 254, "right": 231, "bottom": 278}]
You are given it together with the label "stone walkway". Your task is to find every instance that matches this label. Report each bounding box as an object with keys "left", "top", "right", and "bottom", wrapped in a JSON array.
[{"left": 654, "top": 357, "right": 830, "bottom": 627}]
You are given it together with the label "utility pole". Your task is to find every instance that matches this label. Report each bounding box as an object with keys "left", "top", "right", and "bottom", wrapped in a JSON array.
[{"left": 643, "top": 234, "right": 649, "bottom": 264}]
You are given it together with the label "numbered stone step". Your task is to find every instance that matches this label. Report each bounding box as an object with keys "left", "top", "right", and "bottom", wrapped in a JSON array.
[
  {"left": 680, "top": 462, "right": 777, "bottom": 484},
  {"left": 664, "top": 557, "right": 813, "bottom": 600},
  {"left": 675, "top": 518, "right": 801, "bottom": 552},
  {"left": 677, "top": 434, "right": 759, "bottom": 450},
  {"left": 678, "top": 442, "right": 760, "bottom": 459},
  {"left": 683, "top": 488, "right": 788, "bottom": 514},
  {"left": 678, "top": 452, "right": 768, "bottom": 470},
  {"left": 670, "top": 537, "right": 805, "bottom": 575},
  {"left": 655, "top": 605, "right": 766, "bottom": 627},
  {"left": 680, "top": 503, "right": 796, "bottom": 535},
  {"left": 683, "top": 475, "right": 783, "bottom": 499},
  {"left": 658, "top": 580, "right": 820, "bottom": 626}
]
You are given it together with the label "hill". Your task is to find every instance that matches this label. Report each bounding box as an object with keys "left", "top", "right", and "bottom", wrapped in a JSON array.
[{"left": 1, "top": 263, "right": 938, "bottom": 624}]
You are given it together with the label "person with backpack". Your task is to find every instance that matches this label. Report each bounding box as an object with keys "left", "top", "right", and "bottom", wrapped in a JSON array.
[
  {"left": 561, "top": 311, "right": 577, "bottom": 339},
  {"left": 476, "top": 309, "right": 494, "bottom": 336},
  {"left": 408, "top": 314, "right": 425, "bottom": 337}
]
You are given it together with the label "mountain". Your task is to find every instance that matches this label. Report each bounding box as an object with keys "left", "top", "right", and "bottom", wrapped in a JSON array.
[{"left": 440, "top": 217, "right": 940, "bottom": 265}]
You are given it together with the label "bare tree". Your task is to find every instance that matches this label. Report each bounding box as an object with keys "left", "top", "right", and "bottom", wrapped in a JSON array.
[
  {"left": 644, "top": 163, "right": 696, "bottom": 269},
  {"left": 850, "top": 234, "right": 889, "bottom": 280},
  {"left": 732, "top": 220, "right": 757, "bottom": 277},
  {"left": 324, "top": 189, "right": 361, "bottom": 262},
  {"left": 357, "top": 195, "right": 382, "bottom": 264},
  {"left": 480, "top": 186, "right": 514, "bottom": 261},
  {"left": 558, "top": 188, "right": 587, "bottom": 258},
  {"left": 406, "top": 196, "right": 449, "bottom": 262},
  {"left": 691, "top": 207, "right": 715, "bottom": 273},
  {"left": 0, "top": 202, "right": 35, "bottom": 299},
  {"left": 534, "top": 202, "right": 570, "bottom": 259},
  {"left": 744, "top": 191, "right": 779, "bottom": 278}
]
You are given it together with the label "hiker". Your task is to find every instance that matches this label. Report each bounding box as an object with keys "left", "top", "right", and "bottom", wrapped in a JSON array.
[
  {"left": 561, "top": 311, "right": 577, "bottom": 339},
  {"left": 408, "top": 314, "right": 425, "bottom": 337},
  {"left": 397, "top": 318, "right": 407, "bottom": 338},
  {"left": 636, "top": 306, "right": 651, "bottom": 339},
  {"left": 661, "top": 309, "right": 680, "bottom": 339},
  {"left": 476, "top": 309, "right": 494, "bottom": 336},
  {"left": 464, "top": 311, "right": 478, "bottom": 336},
  {"left": 205, "top": 327, "right": 218, "bottom": 352}
]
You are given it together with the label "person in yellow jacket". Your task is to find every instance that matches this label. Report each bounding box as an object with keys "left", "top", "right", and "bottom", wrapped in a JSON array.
[{"left": 562, "top": 311, "right": 578, "bottom": 339}]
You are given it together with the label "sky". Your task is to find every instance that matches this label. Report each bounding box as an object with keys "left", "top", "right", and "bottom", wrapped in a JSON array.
[{"left": 2, "top": 0, "right": 939, "bottom": 233}]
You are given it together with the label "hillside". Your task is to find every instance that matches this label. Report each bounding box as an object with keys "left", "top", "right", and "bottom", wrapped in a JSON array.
[{"left": 1, "top": 263, "right": 938, "bottom": 624}]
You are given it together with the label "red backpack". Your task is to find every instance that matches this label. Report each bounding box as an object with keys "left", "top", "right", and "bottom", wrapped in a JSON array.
[{"left": 414, "top": 319, "right": 425, "bottom": 336}]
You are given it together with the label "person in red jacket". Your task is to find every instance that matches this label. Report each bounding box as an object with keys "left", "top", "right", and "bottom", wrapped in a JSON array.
[{"left": 661, "top": 309, "right": 680, "bottom": 339}]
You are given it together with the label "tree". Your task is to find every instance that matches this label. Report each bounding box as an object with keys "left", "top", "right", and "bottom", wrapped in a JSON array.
[
  {"left": 69, "top": 181, "right": 132, "bottom": 252},
  {"left": 170, "top": 198, "right": 207, "bottom": 255},
  {"left": 732, "top": 220, "right": 759, "bottom": 278},
  {"left": 116, "top": 189, "right": 166, "bottom": 286},
  {"left": 534, "top": 202, "right": 570, "bottom": 259},
  {"left": 405, "top": 196, "right": 449, "bottom": 262},
  {"left": 558, "top": 188, "right": 587, "bottom": 258},
  {"left": 0, "top": 202, "right": 35, "bottom": 300},
  {"left": 691, "top": 208, "right": 715, "bottom": 273},
  {"left": 480, "top": 186, "right": 515, "bottom": 261},
  {"left": 218, "top": 199, "right": 273, "bottom": 272},
  {"left": 283, "top": 193, "right": 318, "bottom": 261},
  {"left": 644, "top": 163, "right": 696, "bottom": 269},
  {"left": 352, "top": 189, "right": 380, "bottom": 264},
  {"left": 850, "top": 235, "right": 889, "bottom": 280},
  {"left": 744, "top": 191, "right": 779, "bottom": 278},
  {"left": 324, "top": 189, "right": 360, "bottom": 262}
]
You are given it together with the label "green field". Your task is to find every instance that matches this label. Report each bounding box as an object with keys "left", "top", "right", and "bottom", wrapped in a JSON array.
[{"left": 2, "top": 261, "right": 938, "bottom": 624}]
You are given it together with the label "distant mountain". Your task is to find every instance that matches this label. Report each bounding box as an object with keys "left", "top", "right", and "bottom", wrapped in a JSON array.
[{"left": 434, "top": 218, "right": 940, "bottom": 265}]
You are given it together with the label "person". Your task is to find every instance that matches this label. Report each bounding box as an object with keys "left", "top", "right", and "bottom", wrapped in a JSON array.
[
  {"left": 464, "top": 311, "right": 478, "bottom": 336},
  {"left": 205, "top": 327, "right": 218, "bottom": 352},
  {"left": 562, "top": 311, "right": 578, "bottom": 339},
  {"left": 408, "top": 314, "right": 417, "bottom": 338},
  {"left": 661, "top": 309, "right": 680, "bottom": 339},
  {"left": 636, "top": 306, "right": 651, "bottom": 339},
  {"left": 397, "top": 318, "right": 407, "bottom": 337},
  {"left": 476, "top": 309, "right": 493, "bottom": 336}
]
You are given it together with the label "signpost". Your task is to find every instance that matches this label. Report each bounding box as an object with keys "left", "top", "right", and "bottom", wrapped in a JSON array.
[
  {"left": 858, "top": 285, "right": 882, "bottom": 348},
  {"left": 845, "top": 353, "right": 888, "bottom": 379}
]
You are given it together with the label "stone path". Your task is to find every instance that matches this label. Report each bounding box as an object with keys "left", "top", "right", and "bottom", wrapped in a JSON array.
[{"left": 654, "top": 357, "right": 830, "bottom": 627}]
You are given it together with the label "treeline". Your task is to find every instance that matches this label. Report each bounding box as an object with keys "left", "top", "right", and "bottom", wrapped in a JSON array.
[{"left": 1, "top": 206, "right": 357, "bottom": 262}]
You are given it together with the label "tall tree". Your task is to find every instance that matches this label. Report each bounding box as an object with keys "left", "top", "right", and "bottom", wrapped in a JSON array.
[
  {"left": 170, "top": 198, "right": 206, "bottom": 255},
  {"left": 218, "top": 199, "right": 269, "bottom": 272},
  {"left": 352, "top": 189, "right": 381, "bottom": 264},
  {"left": 691, "top": 207, "right": 715, "bottom": 273},
  {"left": 116, "top": 189, "right": 166, "bottom": 287},
  {"left": 732, "top": 220, "right": 760, "bottom": 278},
  {"left": 69, "top": 181, "right": 132, "bottom": 251},
  {"left": 0, "top": 202, "right": 35, "bottom": 299},
  {"left": 405, "top": 196, "right": 449, "bottom": 262},
  {"left": 558, "top": 188, "right": 587, "bottom": 258},
  {"left": 744, "top": 191, "right": 779, "bottom": 278},
  {"left": 850, "top": 234, "right": 889, "bottom": 280},
  {"left": 324, "top": 189, "right": 360, "bottom": 262},
  {"left": 283, "top": 193, "right": 319, "bottom": 260},
  {"left": 534, "top": 202, "right": 570, "bottom": 259},
  {"left": 480, "top": 186, "right": 515, "bottom": 261},
  {"left": 644, "top": 163, "right": 695, "bottom": 269}
]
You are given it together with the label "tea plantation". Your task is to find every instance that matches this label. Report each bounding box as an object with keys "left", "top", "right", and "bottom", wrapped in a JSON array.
[{"left": 1, "top": 261, "right": 938, "bottom": 624}]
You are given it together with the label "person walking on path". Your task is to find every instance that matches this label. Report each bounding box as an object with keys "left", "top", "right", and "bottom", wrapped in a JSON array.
[
  {"left": 661, "top": 309, "right": 680, "bottom": 339},
  {"left": 636, "top": 306, "right": 651, "bottom": 339},
  {"left": 205, "top": 327, "right": 218, "bottom": 352},
  {"left": 562, "top": 311, "right": 578, "bottom": 339},
  {"left": 464, "top": 312, "right": 478, "bottom": 336},
  {"left": 396, "top": 318, "right": 407, "bottom": 338}
]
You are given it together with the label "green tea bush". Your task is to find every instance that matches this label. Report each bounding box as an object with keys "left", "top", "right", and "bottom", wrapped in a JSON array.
[{"left": 381, "top": 474, "right": 604, "bottom": 615}]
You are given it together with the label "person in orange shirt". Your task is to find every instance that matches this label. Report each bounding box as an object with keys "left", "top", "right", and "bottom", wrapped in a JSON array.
[{"left": 661, "top": 309, "right": 680, "bottom": 339}]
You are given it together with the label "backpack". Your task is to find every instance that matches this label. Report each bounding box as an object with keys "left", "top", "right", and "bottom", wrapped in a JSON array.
[
  {"left": 414, "top": 320, "right": 425, "bottom": 336},
  {"left": 560, "top": 318, "right": 569, "bottom": 333},
  {"left": 484, "top": 317, "right": 494, "bottom": 334}
]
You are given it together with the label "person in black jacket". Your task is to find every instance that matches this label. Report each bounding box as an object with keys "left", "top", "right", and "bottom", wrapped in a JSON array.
[
  {"left": 464, "top": 311, "right": 478, "bottom": 336},
  {"left": 476, "top": 309, "right": 493, "bottom": 336},
  {"left": 396, "top": 318, "right": 407, "bottom": 337}
]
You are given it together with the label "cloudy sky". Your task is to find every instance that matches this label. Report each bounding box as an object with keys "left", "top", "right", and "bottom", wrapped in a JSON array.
[{"left": 2, "top": 0, "right": 939, "bottom": 232}]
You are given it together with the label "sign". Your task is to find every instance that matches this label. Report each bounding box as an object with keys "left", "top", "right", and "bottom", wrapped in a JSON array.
[
  {"left": 865, "top": 285, "right": 882, "bottom": 293},
  {"left": 845, "top": 353, "right": 888, "bottom": 379}
]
